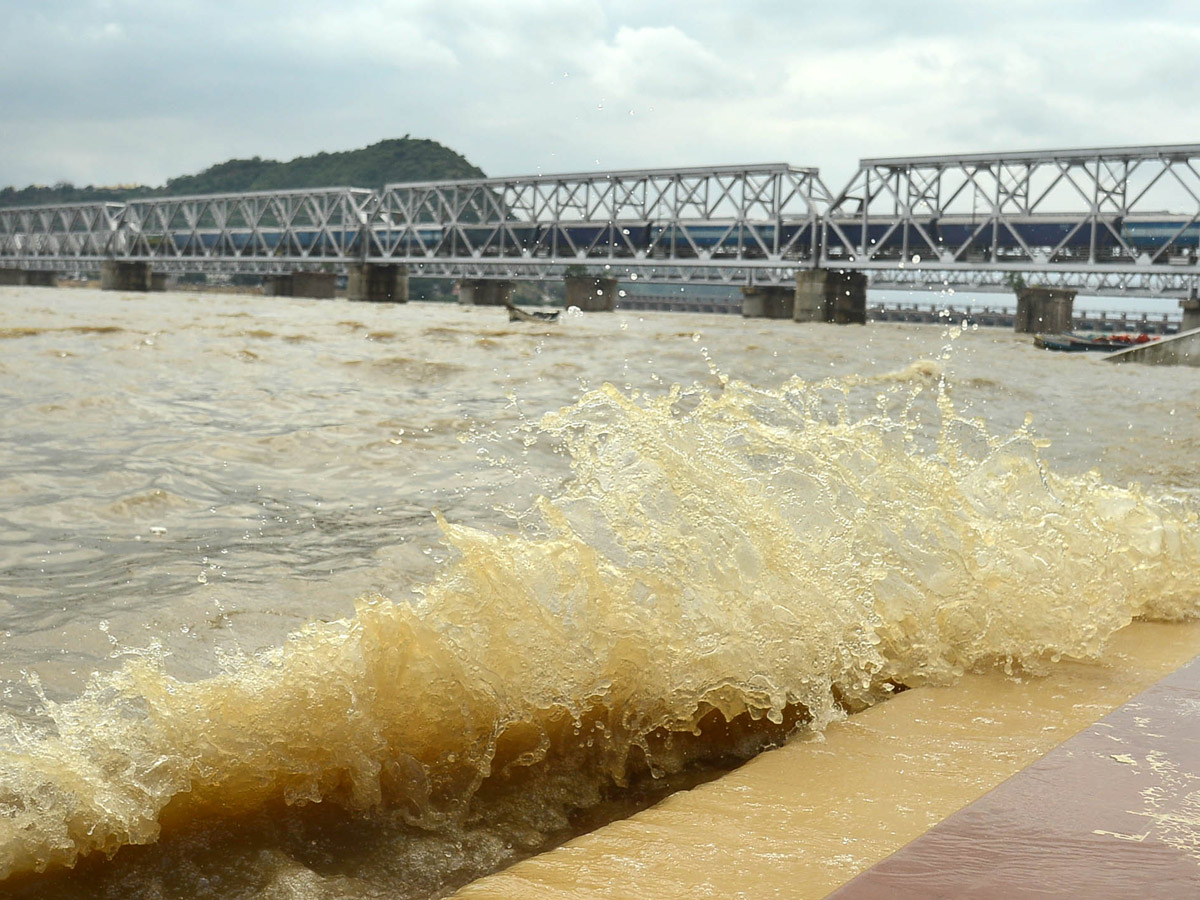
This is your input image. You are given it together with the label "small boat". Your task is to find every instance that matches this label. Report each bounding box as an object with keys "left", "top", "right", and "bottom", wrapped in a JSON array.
[
  {"left": 505, "top": 303, "right": 560, "bottom": 323},
  {"left": 1034, "top": 332, "right": 1158, "bottom": 352}
]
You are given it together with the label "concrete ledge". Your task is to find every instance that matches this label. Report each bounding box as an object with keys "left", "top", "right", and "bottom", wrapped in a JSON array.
[
  {"left": 1105, "top": 326, "right": 1200, "bottom": 366},
  {"left": 828, "top": 653, "right": 1200, "bottom": 898}
]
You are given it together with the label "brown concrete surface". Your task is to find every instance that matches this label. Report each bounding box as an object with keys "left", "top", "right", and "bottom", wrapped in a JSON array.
[{"left": 827, "top": 654, "right": 1200, "bottom": 899}]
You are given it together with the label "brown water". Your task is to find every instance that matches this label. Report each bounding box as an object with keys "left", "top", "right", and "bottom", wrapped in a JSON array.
[{"left": 1, "top": 287, "right": 1198, "bottom": 898}]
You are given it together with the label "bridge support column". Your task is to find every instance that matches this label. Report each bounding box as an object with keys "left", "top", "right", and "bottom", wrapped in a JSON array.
[
  {"left": 264, "top": 274, "right": 292, "bottom": 297},
  {"left": 458, "top": 278, "right": 515, "bottom": 306},
  {"left": 348, "top": 264, "right": 408, "bottom": 303},
  {"left": 564, "top": 275, "right": 617, "bottom": 312},
  {"left": 0, "top": 268, "right": 56, "bottom": 287},
  {"left": 1014, "top": 286, "right": 1075, "bottom": 334},
  {"left": 741, "top": 286, "right": 794, "bottom": 318},
  {"left": 100, "top": 260, "right": 153, "bottom": 292},
  {"left": 24, "top": 270, "right": 58, "bottom": 287},
  {"left": 265, "top": 272, "right": 337, "bottom": 299},
  {"left": 794, "top": 269, "right": 867, "bottom": 324},
  {"left": 1180, "top": 298, "right": 1200, "bottom": 333}
]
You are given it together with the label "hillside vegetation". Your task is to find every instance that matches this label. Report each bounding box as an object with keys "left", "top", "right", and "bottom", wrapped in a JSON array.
[{"left": 0, "top": 138, "right": 485, "bottom": 208}]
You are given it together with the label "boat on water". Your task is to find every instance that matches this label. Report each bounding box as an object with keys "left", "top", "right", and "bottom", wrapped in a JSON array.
[
  {"left": 505, "top": 303, "right": 561, "bottom": 323},
  {"left": 1034, "top": 332, "right": 1160, "bottom": 352}
]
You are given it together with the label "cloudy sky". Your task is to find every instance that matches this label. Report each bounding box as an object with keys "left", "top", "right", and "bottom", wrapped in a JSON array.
[{"left": 2, "top": 0, "right": 1197, "bottom": 191}]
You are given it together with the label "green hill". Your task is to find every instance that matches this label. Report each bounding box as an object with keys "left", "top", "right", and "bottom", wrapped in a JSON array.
[{"left": 0, "top": 138, "right": 485, "bottom": 208}]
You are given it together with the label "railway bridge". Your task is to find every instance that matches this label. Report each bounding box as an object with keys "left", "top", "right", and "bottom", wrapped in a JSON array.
[{"left": 3, "top": 143, "right": 1200, "bottom": 331}]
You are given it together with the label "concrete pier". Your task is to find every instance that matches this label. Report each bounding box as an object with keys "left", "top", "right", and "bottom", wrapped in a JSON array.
[
  {"left": 347, "top": 264, "right": 408, "bottom": 303},
  {"left": 740, "top": 285, "right": 794, "bottom": 318},
  {"left": 100, "top": 260, "right": 153, "bottom": 292},
  {"left": 794, "top": 269, "right": 867, "bottom": 324},
  {"left": 1014, "top": 286, "right": 1075, "bottom": 334},
  {"left": 1181, "top": 297, "right": 1200, "bottom": 333},
  {"left": 565, "top": 275, "right": 618, "bottom": 312},
  {"left": 264, "top": 272, "right": 337, "bottom": 299},
  {"left": 458, "top": 279, "right": 516, "bottom": 306},
  {"left": 0, "top": 268, "right": 56, "bottom": 287}
]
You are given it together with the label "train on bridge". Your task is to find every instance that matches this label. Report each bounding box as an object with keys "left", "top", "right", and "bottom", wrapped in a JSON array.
[{"left": 6, "top": 215, "right": 1197, "bottom": 263}]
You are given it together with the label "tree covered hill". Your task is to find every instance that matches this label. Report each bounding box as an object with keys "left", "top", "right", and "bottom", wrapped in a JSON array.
[{"left": 0, "top": 138, "right": 485, "bottom": 208}]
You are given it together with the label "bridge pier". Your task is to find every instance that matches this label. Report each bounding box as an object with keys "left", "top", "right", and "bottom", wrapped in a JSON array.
[
  {"left": 741, "top": 286, "right": 794, "bottom": 318},
  {"left": 0, "top": 268, "right": 57, "bottom": 287},
  {"left": 264, "top": 271, "right": 337, "bottom": 299},
  {"left": 101, "top": 260, "right": 154, "bottom": 292},
  {"left": 458, "top": 279, "right": 515, "bottom": 306},
  {"left": 1014, "top": 286, "right": 1075, "bottom": 334},
  {"left": 794, "top": 269, "right": 867, "bottom": 324},
  {"left": 1180, "top": 297, "right": 1200, "bottom": 332},
  {"left": 565, "top": 274, "right": 618, "bottom": 311},
  {"left": 347, "top": 264, "right": 408, "bottom": 303}
]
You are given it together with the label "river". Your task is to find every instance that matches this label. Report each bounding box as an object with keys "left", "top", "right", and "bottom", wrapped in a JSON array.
[{"left": 1, "top": 286, "right": 1198, "bottom": 898}]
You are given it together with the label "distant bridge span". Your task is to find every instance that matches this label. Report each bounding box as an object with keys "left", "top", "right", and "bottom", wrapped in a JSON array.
[{"left": 4, "top": 144, "right": 1200, "bottom": 298}]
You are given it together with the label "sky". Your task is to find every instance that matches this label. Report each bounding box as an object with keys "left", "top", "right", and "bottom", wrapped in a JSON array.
[{"left": 3, "top": 1, "right": 1199, "bottom": 192}]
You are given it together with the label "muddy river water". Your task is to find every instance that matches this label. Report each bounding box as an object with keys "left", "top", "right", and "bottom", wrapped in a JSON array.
[{"left": 1, "top": 286, "right": 1198, "bottom": 898}]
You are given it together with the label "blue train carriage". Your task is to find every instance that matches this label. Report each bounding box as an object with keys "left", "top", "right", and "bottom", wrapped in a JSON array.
[
  {"left": 646, "top": 221, "right": 812, "bottom": 259},
  {"left": 164, "top": 229, "right": 298, "bottom": 257},
  {"left": 454, "top": 221, "right": 542, "bottom": 257},
  {"left": 1120, "top": 214, "right": 1200, "bottom": 262},
  {"left": 548, "top": 220, "right": 653, "bottom": 258},
  {"left": 377, "top": 224, "right": 447, "bottom": 257},
  {"left": 822, "top": 216, "right": 939, "bottom": 260},
  {"left": 933, "top": 214, "right": 1121, "bottom": 261}
]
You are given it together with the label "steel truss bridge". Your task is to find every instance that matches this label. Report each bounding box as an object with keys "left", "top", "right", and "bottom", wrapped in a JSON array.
[{"left": 4, "top": 144, "right": 1200, "bottom": 297}]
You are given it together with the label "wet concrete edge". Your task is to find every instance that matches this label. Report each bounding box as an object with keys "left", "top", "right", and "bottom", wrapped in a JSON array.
[{"left": 825, "top": 654, "right": 1200, "bottom": 899}]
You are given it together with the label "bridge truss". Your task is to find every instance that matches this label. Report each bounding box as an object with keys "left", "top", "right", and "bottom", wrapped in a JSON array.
[
  {"left": 3, "top": 147, "right": 1200, "bottom": 297},
  {"left": 825, "top": 143, "right": 1200, "bottom": 296},
  {"left": 375, "top": 163, "right": 829, "bottom": 276}
]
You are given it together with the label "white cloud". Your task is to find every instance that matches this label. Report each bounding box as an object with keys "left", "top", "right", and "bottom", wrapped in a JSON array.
[
  {"left": 3, "top": 0, "right": 1200, "bottom": 189},
  {"left": 584, "top": 25, "right": 749, "bottom": 101}
]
